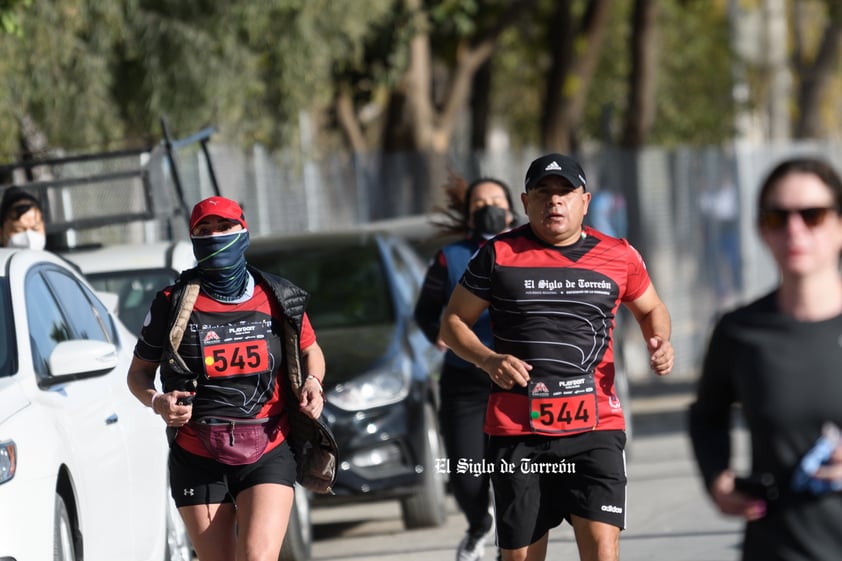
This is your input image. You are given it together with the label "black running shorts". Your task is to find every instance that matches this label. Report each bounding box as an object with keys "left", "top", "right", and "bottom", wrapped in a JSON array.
[
  {"left": 488, "top": 430, "right": 627, "bottom": 549},
  {"left": 169, "top": 439, "right": 297, "bottom": 507}
]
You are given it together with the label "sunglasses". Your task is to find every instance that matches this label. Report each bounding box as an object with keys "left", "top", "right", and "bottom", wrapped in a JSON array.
[{"left": 758, "top": 206, "right": 839, "bottom": 230}]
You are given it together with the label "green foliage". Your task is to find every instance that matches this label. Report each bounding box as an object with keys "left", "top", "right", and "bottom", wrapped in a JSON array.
[
  {"left": 489, "top": 18, "right": 547, "bottom": 150},
  {"left": 490, "top": 0, "right": 597, "bottom": 149},
  {"left": 0, "top": 0, "right": 128, "bottom": 158},
  {"left": 0, "top": 0, "right": 30, "bottom": 36},
  {"left": 0, "top": 0, "right": 799, "bottom": 162},
  {"left": 648, "top": 0, "right": 736, "bottom": 146},
  {"left": 428, "top": 0, "right": 480, "bottom": 37},
  {"left": 493, "top": 0, "right": 736, "bottom": 149},
  {"left": 0, "top": 0, "right": 397, "bottom": 158},
  {"left": 114, "top": 1, "right": 258, "bottom": 142},
  {"left": 218, "top": 0, "right": 397, "bottom": 148},
  {"left": 583, "top": 1, "right": 633, "bottom": 144}
]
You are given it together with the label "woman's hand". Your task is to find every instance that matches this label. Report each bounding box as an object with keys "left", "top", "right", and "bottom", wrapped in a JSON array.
[
  {"left": 300, "top": 376, "right": 325, "bottom": 419},
  {"left": 151, "top": 390, "right": 195, "bottom": 427},
  {"left": 710, "top": 470, "right": 767, "bottom": 521}
]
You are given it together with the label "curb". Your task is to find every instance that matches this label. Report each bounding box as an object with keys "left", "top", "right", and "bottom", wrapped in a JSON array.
[{"left": 627, "top": 378, "right": 696, "bottom": 437}]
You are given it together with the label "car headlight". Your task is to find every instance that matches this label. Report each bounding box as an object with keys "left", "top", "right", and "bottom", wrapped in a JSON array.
[
  {"left": 0, "top": 440, "right": 16, "bottom": 485},
  {"left": 327, "top": 356, "right": 411, "bottom": 411}
]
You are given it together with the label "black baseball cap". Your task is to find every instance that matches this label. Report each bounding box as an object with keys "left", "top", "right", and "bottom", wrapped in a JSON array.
[
  {"left": 0, "top": 186, "right": 41, "bottom": 222},
  {"left": 524, "top": 153, "right": 588, "bottom": 191}
]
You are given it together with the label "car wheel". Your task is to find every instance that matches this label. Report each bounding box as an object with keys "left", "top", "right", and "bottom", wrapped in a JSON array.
[
  {"left": 165, "top": 493, "right": 193, "bottom": 561},
  {"left": 53, "top": 494, "right": 75, "bottom": 561},
  {"left": 400, "top": 402, "right": 447, "bottom": 529},
  {"left": 278, "top": 484, "right": 312, "bottom": 561}
]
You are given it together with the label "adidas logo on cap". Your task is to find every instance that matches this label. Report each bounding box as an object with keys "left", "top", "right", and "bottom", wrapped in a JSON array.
[{"left": 524, "top": 153, "right": 588, "bottom": 191}]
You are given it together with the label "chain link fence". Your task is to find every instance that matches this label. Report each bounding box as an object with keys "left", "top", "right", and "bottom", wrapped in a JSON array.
[{"left": 5, "top": 138, "right": 842, "bottom": 381}]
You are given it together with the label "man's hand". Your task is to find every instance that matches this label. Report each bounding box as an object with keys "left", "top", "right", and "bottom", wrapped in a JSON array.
[
  {"left": 480, "top": 354, "right": 532, "bottom": 389},
  {"left": 648, "top": 336, "right": 674, "bottom": 376}
]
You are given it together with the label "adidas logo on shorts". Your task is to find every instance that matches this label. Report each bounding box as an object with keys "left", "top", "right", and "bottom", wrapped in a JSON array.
[{"left": 601, "top": 504, "right": 623, "bottom": 514}]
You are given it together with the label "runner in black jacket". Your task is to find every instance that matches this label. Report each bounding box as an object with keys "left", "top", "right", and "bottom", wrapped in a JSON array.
[{"left": 127, "top": 196, "right": 327, "bottom": 561}]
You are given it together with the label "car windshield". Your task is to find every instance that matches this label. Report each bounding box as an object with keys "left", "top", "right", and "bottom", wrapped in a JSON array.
[
  {"left": 0, "top": 278, "right": 14, "bottom": 377},
  {"left": 248, "top": 242, "right": 393, "bottom": 329},
  {"left": 86, "top": 269, "right": 177, "bottom": 335}
]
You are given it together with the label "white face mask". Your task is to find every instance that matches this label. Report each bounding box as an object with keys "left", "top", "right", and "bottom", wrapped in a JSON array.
[{"left": 7, "top": 229, "right": 46, "bottom": 251}]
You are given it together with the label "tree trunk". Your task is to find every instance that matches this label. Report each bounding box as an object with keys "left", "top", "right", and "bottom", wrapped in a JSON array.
[
  {"left": 395, "top": 0, "right": 529, "bottom": 155},
  {"left": 407, "top": 39, "right": 436, "bottom": 150},
  {"left": 541, "top": 0, "right": 612, "bottom": 152},
  {"left": 620, "top": 0, "right": 659, "bottom": 148},
  {"left": 470, "top": 61, "right": 492, "bottom": 152},
  {"left": 431, "top": 38, "right": 496, "bottom": 152},
  {"left": 794, "top": 2, "right": 842, "bottom": 139},
  {"left": 764, "top": 0, "right": 791, "bottom": 140},
  {"left": 335, "top": 85, "right": 368, "bottom": 152},
  {"left": 540, "top": 2, "right": 574, "bottom": 152}
]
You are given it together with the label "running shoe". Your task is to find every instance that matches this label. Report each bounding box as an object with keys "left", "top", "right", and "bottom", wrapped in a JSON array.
[{"left": 456, "top": 532, "right": 487, "bottom": 561}]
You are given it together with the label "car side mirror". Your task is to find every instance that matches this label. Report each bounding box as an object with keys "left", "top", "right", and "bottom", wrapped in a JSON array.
[{"left": 47, "top": 340, "right": 119, "bottom": 378}]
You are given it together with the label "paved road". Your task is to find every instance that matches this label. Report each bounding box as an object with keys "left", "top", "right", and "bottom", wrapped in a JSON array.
[{"left": 309, "top": 380, "right": 750, "bottom": 561}]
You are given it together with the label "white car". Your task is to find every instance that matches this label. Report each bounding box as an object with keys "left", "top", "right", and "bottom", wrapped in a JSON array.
[
  {"left": 61, "top": 241, "right": 196, "bottom": 336},
  {"left": 0, "top": 248, "right": 191, "bottom": 561}
]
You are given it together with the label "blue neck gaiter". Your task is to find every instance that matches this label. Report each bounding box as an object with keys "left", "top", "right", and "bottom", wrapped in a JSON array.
[{"left": 192, "top": 230, "right": 251, "bottom": 302}]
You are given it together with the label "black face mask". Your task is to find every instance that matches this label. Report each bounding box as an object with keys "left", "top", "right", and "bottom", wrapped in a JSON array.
[
  {"left": 472, "top": 205, "right": 508, "bottom": 238},
  {"left": 192, "top": 230, "right": 250, "bottom": 301}
]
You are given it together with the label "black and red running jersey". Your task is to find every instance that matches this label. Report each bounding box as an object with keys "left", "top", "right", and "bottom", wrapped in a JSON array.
[
  {"left": 460, "top": 224, "right": 650, "bottom": 436},
  {"left": 135, "top": 280, "right": 317, "bottom": 457}
]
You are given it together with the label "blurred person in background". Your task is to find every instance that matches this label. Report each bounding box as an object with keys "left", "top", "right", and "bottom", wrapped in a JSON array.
[
  {"left": 0, "top": 186, "right": 46, "bottom": 249},
  {"left": 414, "top": 174, "right": 517, "bottom": 561},
  {"left": 689, "top": 156, "right": 842, "bottom": 561},
  {"left": 127, "top": 196, "right": 329, "bottom": 561},
  {"left": 441, "top": 153, "right": 673, "bottom": 561},
  {"left": 699, "top": 167, "right": 742, "bottom": 307},
  {"left": 586, "top": 186, "right": 626, "bottom": 239}
]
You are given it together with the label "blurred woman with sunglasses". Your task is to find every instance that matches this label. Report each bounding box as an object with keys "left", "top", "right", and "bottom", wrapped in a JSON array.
[{"left": 689, "top": 156, "right": 842, "bottom": 561}]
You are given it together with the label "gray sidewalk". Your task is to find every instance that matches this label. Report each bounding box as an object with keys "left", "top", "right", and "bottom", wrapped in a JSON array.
[{"left": 309, "top": 377, "right": 745, "bottom": 561}]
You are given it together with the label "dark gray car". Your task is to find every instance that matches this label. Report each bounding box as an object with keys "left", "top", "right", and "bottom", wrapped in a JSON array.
[{"left": 247, "top": 229, "right": 447, "bottom": 529}]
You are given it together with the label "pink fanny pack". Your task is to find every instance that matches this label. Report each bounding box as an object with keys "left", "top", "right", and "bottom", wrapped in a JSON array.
[{"left": 191, "top": 415, "right": 281, "bottom": 465}]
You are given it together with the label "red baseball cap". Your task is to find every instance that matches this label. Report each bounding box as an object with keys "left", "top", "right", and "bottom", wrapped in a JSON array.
[{"left": 189, "top": 196, "right": 248, "bottom": 231}]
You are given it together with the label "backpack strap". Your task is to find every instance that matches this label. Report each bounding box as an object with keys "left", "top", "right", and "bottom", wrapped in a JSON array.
[{"left": 169, "top": 279, "right": 200, "bottom": 351}]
